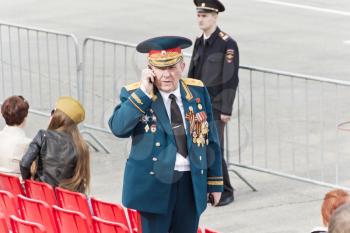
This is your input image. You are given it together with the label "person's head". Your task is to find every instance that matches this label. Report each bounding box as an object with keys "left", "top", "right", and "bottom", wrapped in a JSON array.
[
  {"left": 136, "top": 36, "right": 192, "bottom": 93},
  {"left": 322, "top": 189, "right": 350, "bottom": 226},
  {"left": 1, "top": 95, "right": 29, "bottom": 127},
  {"left": 328, "top": 203, "right": 350, "bottom": 233},
  {"left": 197, "top": 12, "right": 218, "bottom": 32},
  {"left": 193, "top": 0, "right": 224, "bottom": 31},
  {"left": 49, "top": 96, "right": 90, "bottom": 193}
]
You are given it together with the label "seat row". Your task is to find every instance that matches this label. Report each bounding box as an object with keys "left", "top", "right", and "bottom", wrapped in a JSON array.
[{"left": 0, "top": 172, "right": 220, "bottom": 233}]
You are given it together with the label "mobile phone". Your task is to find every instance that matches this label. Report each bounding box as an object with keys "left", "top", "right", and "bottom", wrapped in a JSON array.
[
  {"left": 147, "top": 65, "right": 157, "bottom": 95},
  {"left": 147, "top": 65, "right": 154, "bottom": 84}
]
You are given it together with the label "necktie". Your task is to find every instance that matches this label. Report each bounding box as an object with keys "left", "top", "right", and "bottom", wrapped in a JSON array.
[{"left": 169, "top": 94, "right": 188, "bottom": 158}]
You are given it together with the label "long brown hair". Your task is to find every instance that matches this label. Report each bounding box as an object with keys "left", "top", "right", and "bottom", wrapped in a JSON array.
[{"left": 48, "top": 109, "right": 90, "bottom": 193}]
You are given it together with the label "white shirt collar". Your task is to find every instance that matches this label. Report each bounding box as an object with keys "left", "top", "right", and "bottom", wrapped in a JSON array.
[
  {"left": 159, "top": 82, "right": 181, "bottom": 102},
  {"left": 2, "top": 125, "right": 26, "bottom": 136}
]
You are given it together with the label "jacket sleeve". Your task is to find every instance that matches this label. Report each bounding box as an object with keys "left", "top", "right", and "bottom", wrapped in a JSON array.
[
  {"left": 188, "top": 38, "right": 199, "bottom": 79},
  {"left": 20, "top": 130, "right": 44, "bottom": 180},
  {"left": 204, "top": 87, "right": 224, "bottom": 193},
  {"left": 108, "top": 87, "right": 152, "bottom": 138},
  {"left": 220, "top": 39, "right": 239, "bottom": 115}
]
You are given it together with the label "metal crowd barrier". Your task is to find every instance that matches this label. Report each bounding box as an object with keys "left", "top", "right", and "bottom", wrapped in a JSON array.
[
  {"left": 81, "top": 37, "right": 138, "bottom": 133},
  {"left": 226, "top": 66, "right": 350, "bottom": 191},
  {"left": 1, "top": 22, "right": 350, "bottom": 190},
  {"left": 0, "top": 22, "right": 80, "bottom": 116},
  {"left": 81, "top": 38, "right": 350, "bottom": 190}
]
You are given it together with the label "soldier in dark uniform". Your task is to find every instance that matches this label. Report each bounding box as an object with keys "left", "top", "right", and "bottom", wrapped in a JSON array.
[{"left": 188, "top": 0, "right": 239, "bottom": 206}]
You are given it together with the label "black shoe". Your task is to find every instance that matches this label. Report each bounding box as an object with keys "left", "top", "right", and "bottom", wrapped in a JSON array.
[{"left": 216, "top": 195, "right": 234, "bottom": 207}]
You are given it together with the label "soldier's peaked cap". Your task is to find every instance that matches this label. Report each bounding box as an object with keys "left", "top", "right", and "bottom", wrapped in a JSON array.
[
  {"left": 136, "top": 36, "right": 192, "bottom": 67},
  {"left": 194, "top": 0, "right": 225, "bottom": 13}
]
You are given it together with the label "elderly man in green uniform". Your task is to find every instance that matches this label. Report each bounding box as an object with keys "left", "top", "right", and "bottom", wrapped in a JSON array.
[
  {"left": 109, "top": 36, "right": 223, "bottom": 233},
  {"left": 188, "top": 0, "right": 239, "bottom": 206}
]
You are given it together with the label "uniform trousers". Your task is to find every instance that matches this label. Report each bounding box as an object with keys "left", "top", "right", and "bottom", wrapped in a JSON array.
[
  {"left": 213, "top": 111, "right": 234, "bottom": 199},
  {"left": 140, "top": 171, "right": 200, "bottom": 233}
]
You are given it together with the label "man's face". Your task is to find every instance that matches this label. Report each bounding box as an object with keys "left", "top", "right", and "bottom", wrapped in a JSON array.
[
  {"left": 197, "top": 12, "right": 217, "bottom": 31},
  {"left": 151, "top": 62, "right": 185, "bottom": 93}
]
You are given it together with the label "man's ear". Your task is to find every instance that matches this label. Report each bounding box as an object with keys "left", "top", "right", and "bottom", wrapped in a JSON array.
[{"left": 180, "top": 61, "right": 185, "bottom": 72}]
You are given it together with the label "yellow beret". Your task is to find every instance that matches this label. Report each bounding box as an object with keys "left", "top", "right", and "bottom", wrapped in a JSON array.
[{"left": 55, "top": 96, "right": 85, "bottom": 124}]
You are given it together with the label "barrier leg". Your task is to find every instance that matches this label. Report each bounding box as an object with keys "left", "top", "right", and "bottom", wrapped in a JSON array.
[
  {"left": 81, "top": 130, "right": 110, "bottom": 154},
  {"left": 225, "top": 125, "right": 257, "bottom": 192}
]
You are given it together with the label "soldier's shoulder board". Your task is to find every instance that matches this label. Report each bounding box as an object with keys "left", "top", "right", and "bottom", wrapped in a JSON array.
[
  {"left": 125, "top": 82, "right": 141, "bottom": 91},
  {"left": 219, "top": 31, "right": 230, "bottom": 41},
  {"left": 182, "top": 78, "right": 204, "bottom": 87}
]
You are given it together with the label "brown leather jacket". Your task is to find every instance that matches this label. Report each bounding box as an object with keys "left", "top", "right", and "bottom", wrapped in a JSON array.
[{"left": 20, "top": 130, "right": 77, "bottom": 187}]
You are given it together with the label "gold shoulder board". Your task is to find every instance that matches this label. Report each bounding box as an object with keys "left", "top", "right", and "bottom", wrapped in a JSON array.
[
  {"left": 219, "top": 31, "right": 229, "bottom": 41},
  {"left": 125, "top": 82, "right": 141, "bottom": 91},
  {"left": 182, "top": 78, "right": 204, "bottom": 87}
]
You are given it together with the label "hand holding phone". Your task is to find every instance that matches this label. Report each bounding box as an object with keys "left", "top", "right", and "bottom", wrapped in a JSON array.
[{"left": 141, "top": 66, "right": 155, "bottom": 95}]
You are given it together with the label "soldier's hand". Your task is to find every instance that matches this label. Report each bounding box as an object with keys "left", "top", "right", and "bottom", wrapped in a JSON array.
[
  {"left": 141, "top": 67, "right": 155, "bottom": 95},
  {"left": 220, "top": 114, "right": 231, "bottom": 123},
  {"left": 209, "top": 192, "right": 222, "bottom": 206}
]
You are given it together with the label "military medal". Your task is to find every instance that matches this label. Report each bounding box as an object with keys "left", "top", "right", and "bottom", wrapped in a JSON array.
[
  {"left": 144, "top": 124, "right": 150, "bottom": 133},
  {"left": 150, "top": 124, "right": 157, "bottom": 133},
  {"left": 192, "top": 131, "right": 198, "bottom": 143},
  {"left": 185, "top": 99, "right": 210, "bottom": 147},
  {"left": 196, "top": 111, "right": 207, "bottom": 122},
  {"left": 141, "top": 114, "right": 150, "bottom": 123},
  {"left": 196, "top": 98, "right": 203, "bottom": 110},
  {"left": 152, "top": 115, "right": 157, "bottom": 122},
  {"left": 186, "top": 107, "right": 196, "bottom": 134}
]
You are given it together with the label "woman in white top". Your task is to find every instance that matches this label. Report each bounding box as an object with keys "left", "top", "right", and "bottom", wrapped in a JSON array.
[{"left": 0, "top": 95, "right": 31, "bottom": 175}]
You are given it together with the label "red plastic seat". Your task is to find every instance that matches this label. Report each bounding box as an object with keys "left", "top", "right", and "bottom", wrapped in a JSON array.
[
  {"left": 90, "top": 197, "right": 130, "bottom": 230},
  {"left": 55, "top": 187, "right": 92, "bottom": 228},
  {"left": 52, "top": 205, "right": 90, "bottom": 233},
  {"left": 92, "top": 216, "right": 129, "bottom": 233},
  {"left": 197, "top": 227, "right": 203, "bottom": 233},
  {"left": 0, "top": 173, "right": 24, "bottom": 198},
  {"left": 24, "top": 180, "right": 57, "bottom": 206},
  {"left": 10, "top": 215, "right": 46, "bottom": 233},
  {"left": 127, "top": 208, "right": 142, "bottom": 233},
  {"left": 0, "top": 213, "right": 9, "bottom": 233},
  {"left": 18, "top": 195, "right": 58, "bottom": 233},
  {"left": 0, "top": 190, "right": 20, "bottom": 229},
  {"left": 205, "top": 228, "right": 220, "bottom": 233}
]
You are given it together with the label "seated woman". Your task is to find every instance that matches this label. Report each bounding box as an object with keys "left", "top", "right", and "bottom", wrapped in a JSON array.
[
  {"left": 0, "top": 95, "right": 31, "bottom": 176},
  {"left": 20, "top": 96, "right": 90, "bottom": 194}
]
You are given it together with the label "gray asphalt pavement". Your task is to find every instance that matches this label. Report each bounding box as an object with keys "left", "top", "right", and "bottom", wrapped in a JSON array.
[{"left": 1, "top": 0, "right": 350, "bottom": 79}]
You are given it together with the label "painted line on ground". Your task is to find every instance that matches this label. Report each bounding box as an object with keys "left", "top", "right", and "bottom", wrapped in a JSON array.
[{"left": 255, "top": 0, "right": 350, "bottom": 17}]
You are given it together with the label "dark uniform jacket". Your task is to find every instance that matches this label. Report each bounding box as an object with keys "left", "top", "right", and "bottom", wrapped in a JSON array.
[
  {"left": 188, "top": 27, "right": 239, "bottom": 116},
  {"left": 20, "top": 130, "right": 77, "bottom": 188},
  {"left": 109, "top": 78, "right": 223, "bottom": 215}
]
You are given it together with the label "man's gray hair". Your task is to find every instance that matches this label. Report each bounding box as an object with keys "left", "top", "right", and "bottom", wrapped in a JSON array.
[{"left": 329, "top": 203, "right": 350, "bottom": 233}]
